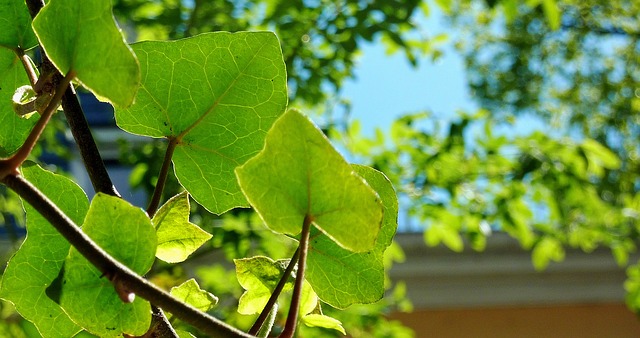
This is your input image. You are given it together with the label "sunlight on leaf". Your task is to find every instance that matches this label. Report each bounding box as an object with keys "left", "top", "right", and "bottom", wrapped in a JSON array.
[
  {"left": 170, "top": 278, "right": 218, "bottom": 313},
  {"left": 59, "top": 194, "right": 156, "bottom": 337},
  {"left": 236, "top": 109, "right": 383, "bottom": 253},
  {"left": 302, "top": 314, "right": 346, "bottom": 335},
  {"left": 32, "top": 0, "right": 140, "bottom": 107},
  {"left": 306, "top": 165, "right": 398, "bottom": 308},
  {"left": 235, "top": 256, "right": 292, "bottom": 315},
  {"left": 115, "top": 32, "right": 287, "bottom": 214},
  {"left": 0, "top": 162, "right": 85, "bottom": 338},
  {"left": 152, "top": 191, "right": 212, "bottom": 263}
]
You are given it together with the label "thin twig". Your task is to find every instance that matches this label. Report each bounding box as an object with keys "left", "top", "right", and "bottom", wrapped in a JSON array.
[
  {"left": 248, "top": 247, "right": 300, "bottom": 335},
  {"left": 279, "top": 215, "right": 313, "bottom": 338},
  {"left": 147, "top": 137, "right": 178, "bottom": 217},
  {"left": 1, "top": 173, "right": 254, "bottom": 338}
]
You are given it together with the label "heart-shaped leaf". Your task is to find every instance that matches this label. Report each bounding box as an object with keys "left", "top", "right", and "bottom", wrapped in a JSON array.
[
  {"left": 306, "top": 165, "right": 398, "bottom": 308},
  {"left": 152, "top": 191, "right": 212, "bottom": 263},
  {"left": 32, "top": 0, "right": 139, "bottom": 107},
  {"left": 58, "top": 193, "right": 156, "bottom": 337},
  {"left": 235, "top": 109, "right": 383, "bottom": 253},
  {"left": 115, "top": 32, "right": 287, "bottom": 214},
  {"left": 0, "top": 162, "right": 86, "bottom": 338}
]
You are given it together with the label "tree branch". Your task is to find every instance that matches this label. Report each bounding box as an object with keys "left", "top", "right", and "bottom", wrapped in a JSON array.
[
  {"left": 279, "top": 215, "right": 313, "bottom": 338},
  {"left": 1, "top": 173, "right": 255, "bottom": 338}
]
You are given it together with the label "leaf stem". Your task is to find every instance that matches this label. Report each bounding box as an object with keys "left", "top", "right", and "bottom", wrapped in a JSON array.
[
  {"left": 248, "top": 247, "right": 300, "bottom": 335},
  {"left": 0, "top": 72, "right": 73, "bottom": 180},
  {"left": 1, "top": 173, "right": 255, "bottom": 338},
  {"left": 17, "top": 49, "right": 38, "bottom": 88},
  {"left": 279, "top": 215, "right": 313, "bottom": 338},
  {"left": 147, "top": 137, "right": 179, "bottom": 217}
]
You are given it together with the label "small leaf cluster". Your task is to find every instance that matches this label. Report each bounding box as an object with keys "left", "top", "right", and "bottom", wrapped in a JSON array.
[{"left": 0, "top": 0, "right": 398, "bottom": 337}]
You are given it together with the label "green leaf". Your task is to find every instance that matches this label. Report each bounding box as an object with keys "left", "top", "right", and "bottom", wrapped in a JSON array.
[
  {"left": 302, "top": 314, "right": 346, "bottom": 335},
  {"left": 0, "top": 162, "right": 86, "bottom": 338},
  {"left": 581, "top": 138, "right": 621, "bottom": 172},
  {"left": 541, "top": 0, "right": 561, "bottom": 30},
  {"left": 0, "top": 0, "right": 38, "bottom": 51},
  {"left": 532, "top": 237, "right": 565, "bottom": 271},
  {"left": 236, "top": 110, "right": 383, "bottom": 253},
  {"left": 115, "top": 31, "right": 287, "bottom": 214},
  {"left": 235, "top": 256, "right": 292, "bottom": 315},
  {"left": 152, "top": 191, "right": 212, "bottom": 263},
  {"left": 0, "top": 49, "right": 36, "bottom": 156},
  {"left": 306, "top": 165, "right": 397, "bottom": 308},
  {"left": 32, "top": 0, "right": 139, "bottom": 107},
  {"left": 235, "top": 256, "right": 318, "bottom": 317},
  {"left": 170, "top": 278, "right": 218, "bottom": 313},
  {"left": 58, "top": 194, "right": 156, "bottom": 337}
]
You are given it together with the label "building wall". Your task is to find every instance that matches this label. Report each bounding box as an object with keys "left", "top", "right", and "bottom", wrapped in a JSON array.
[{"left": 389, "top": 233, "right": 640, "bottom": 337}]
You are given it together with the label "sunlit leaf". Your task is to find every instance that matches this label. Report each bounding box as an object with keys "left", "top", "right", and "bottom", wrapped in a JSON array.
[
  {"left": 306, "top": 165, "right": 397, "bottom": 308},
  {"left": 32, "top": 0, "right": 139, "bottom": 107},
  {"left": 236, "top": 109, "right": 383, "bottom": 253},
  {"left": 302, "top": 314, "right": 346, "bottom": 335},
  {"left": 235, "top": 256, "right": 292, "bottom": 315},
  {"left": 0, "top": 162, "right": 86, "bottom": 338},
  {"left": 59, "top": 194, "right": 156, "bottom": 337},
  {"left": 115, "top": 31, "right": 287, "bottom": 214},
  {"left": 170, "top": 278, "right": 218, "bottom": 313},
  {"left": 152, "top": 191, "right": 212, "bottom": 263}
]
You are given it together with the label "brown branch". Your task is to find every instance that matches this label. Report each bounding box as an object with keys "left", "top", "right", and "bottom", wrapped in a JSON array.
[
  {"left": 279, "top": 215, "right": 313, "bottom": 338},
  {"left": 2, "top": 173, "right": 254, "bottom": 338}
]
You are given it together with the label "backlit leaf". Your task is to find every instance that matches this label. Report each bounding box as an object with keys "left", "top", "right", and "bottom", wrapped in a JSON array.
[
  {"left": 302, "top": 314, "right": 346, "bottom": 335},
  {"left": 235, "top": 256, "right": 292, "bottom": 315},
  {"left": 235, "top": 110, "right": 383, "bottom": 253},
  {"left": 115, "top": 32, "right": 287, "bottom": 214},
  {"left": 0, "top": 162, "right": 86, "bottom": 338},
  {"left": 306, "top": 165, "right": 397, "bottom": 308},
  {"left": 59, "top": 194, "right": 156, "bottom": 337},
  {"left": 32, "top": 0, "right": 139, "bottom": 107},
  {"left": 152, "top": 191, "right": 212, "bottom": 263},
  {"left": 170, "top": 278, "right": 218, "bottom": 313}
]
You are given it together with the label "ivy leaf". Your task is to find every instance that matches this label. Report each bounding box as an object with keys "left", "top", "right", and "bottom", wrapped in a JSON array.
[
  {"left": 58, "top": 194, "right": 156, "bottom": 337},
  {"left": 170, "top": 278, "right": 218, "bottom": 313},
  {"left": 32, "top": 0, "right": 139, "bottom": 107},
  {"left": 0, "top": 0, "right": 38, "bottom": 50},
  {"left": 0, "top": 162, "right": 86, "bottom": 338},
  {"left": 235, "top": 110, "right": 383, "bottom": 253},
  {"left": 302, "top": 314, "right": 346, "bottom": 335},
  {"left": 115, "top": 32, "right": 287, "bottom": 214},
  {"left": 306, "top": 165, "right": 398, "bottom": 308},
  {"left": 152, "top": 191, "right": 212, "bottom": 263},
  {"left": 0, "top": 49, "right": 36, "bottom": 156},
  {"left": 235, "top": 256, "right": 292, "bottom": 315}
]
